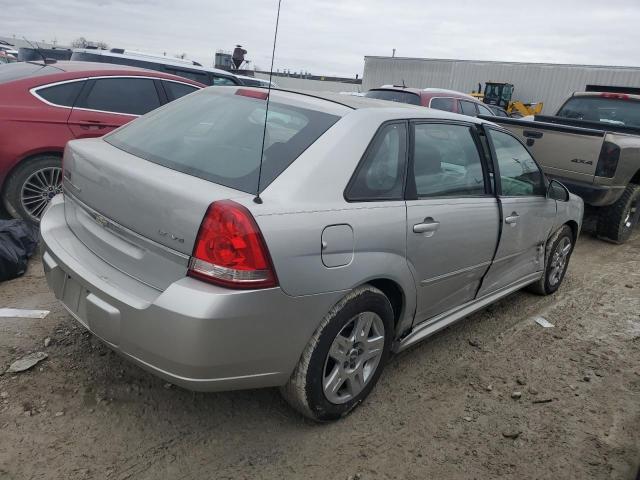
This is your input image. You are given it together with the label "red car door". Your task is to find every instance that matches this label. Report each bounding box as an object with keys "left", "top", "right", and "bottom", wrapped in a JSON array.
[{"left": 68, "top": 76, "right": 162, "bottom": 138}]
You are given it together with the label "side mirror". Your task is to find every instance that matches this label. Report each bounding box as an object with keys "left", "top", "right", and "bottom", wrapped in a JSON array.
[{"left": 547, "top": 179, "right": 570, "bottom": 202}]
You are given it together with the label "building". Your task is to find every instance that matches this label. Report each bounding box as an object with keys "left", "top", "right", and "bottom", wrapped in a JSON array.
[{"left": 363, "top": 56, "right": 640, "bottom": 113}]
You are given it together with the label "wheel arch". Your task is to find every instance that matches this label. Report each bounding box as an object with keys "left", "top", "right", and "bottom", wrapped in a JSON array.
[
  {"left": 630, "top": 169, "right": 640, "bottom": 185},
  {"left": 0, "top": 149, "right": 64, "bottom": 196},
  {"left": 563, "top": 220, "right": 580, "bottom": 242},
  {"left": 363, "top": 278, "right": 405, "bottom": 332}
]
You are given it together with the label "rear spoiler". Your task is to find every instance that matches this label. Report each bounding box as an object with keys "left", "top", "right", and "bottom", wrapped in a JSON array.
[{"left": 585, "top": 85, "right": 640, "bottom": 95}]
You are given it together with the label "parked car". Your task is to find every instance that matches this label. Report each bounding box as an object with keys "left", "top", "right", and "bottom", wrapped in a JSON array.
[
  {"left": 234, "top": 74, "right": 277, "bottom": 88},
  {"left": 40, "top": 87, "right": 583, "bottom": 421},
  {"left": 0, "top": 61, "right": 204, "bottom": 223},
  {"left": 485, "top": 87, "right": 640, "bottom": 243},
  {"left": 71, "top": 48, "right": 241, "bottom": 87},
  {"left": 365, "top": 86, "right": 495, "bottom": 117}
]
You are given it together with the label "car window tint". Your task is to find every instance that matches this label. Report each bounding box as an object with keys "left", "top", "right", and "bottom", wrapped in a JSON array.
[
  {"left": 490, "top": 129, "right": 545, "bottom": 196},
  {"left": 105, "top": 89, "right": 339, "bottom": 193},
  {"left": 412, "top": 123, "right": 486, "bottom": 197},
  {"left": 164, "top": 68, "right": 208, "bottom": 84},
  {"left": 163, "top": 81, "right": 199, "bottom": 101},
  {"left": 429, "top": 97, "right": 455, "bottom": 112},
  {"left": 80, "top": 78, "right": 161, "bottom": 115},
  {"left": 347, "top": 123, "right": 407, "bottom": 201},
  {"left": 37, "top": 81, "right": 84, "bottom": 107},
  {"left": 213, "top": 76, "right": 238, "bottom": 86},
  {"left": 459, "top": 100, "right": 478, "bottom": 116},
  {"left": 477, "top": 104, "right": 494, "bottom": 116}
]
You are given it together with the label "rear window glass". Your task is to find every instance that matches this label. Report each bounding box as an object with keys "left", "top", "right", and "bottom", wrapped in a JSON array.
[
  {"left": 105, "top": 90, "right": 340, "bottom": 193},
  {"left": 36, "top": 81, "right": 84, "bottom": 106},
  {"left": 557, "top": 96, "right": 640, "bottom": 128},
  {"left": 365, "top": 90, "right": 421, "bottom": 106},
  {"left": 0, "top": 62, "right": 60, "bottom": 84}
]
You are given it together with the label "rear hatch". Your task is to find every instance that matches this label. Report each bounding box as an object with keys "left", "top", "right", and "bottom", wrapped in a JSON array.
[{"left": 62, "top": 87, "right": 341, "bottom": 290}]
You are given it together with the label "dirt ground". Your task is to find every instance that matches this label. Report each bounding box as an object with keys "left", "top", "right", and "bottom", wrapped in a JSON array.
[{"left": 0, "top": 223, "right": 639, "bottom": 480}]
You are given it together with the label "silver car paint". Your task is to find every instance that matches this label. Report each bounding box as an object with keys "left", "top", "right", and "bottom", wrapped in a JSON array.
[{"left": 40, "top": 90, "right": 584, "bottom": 391}]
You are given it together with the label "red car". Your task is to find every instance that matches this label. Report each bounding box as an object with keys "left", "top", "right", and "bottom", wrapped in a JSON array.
[
  {"left": 0, "top": 61, "right": 204, "bottom": 222},
  {"left": 365, "top": 86, "right": 496, "bottom": 117}
]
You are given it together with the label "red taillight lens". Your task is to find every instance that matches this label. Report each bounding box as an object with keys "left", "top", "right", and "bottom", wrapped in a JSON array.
[{"left": 187, "top": 200, "right": 277, "bottom": 289}]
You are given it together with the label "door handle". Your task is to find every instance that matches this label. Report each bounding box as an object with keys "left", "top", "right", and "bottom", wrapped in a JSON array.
[
  {"left": 505, "top": 212, "right": 520, "bottom": 225},
  {"left": 413, "top": 217, "right": 440, "bottom": 237},
  {"left": 523, "top": 130, "right": 543, "bottom": 139}
]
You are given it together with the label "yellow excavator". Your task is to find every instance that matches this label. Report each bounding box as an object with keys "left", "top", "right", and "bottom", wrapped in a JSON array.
[{"left": 470, "top": 82, "right": 543, "bottom": 117}]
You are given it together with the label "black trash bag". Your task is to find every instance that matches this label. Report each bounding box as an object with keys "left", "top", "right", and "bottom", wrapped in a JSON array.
[{"left": 0, "top": 219, "right": 40, "bottom": 282}]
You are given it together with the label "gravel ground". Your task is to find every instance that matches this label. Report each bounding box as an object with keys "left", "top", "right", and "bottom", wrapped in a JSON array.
[{"left": 0, "top": 225, "right": 639, "bottom": 480}]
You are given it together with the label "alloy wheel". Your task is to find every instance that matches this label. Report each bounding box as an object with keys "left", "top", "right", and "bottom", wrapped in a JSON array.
[
  {"left": 549, "top": 236, "right": 572, "bottom": 287},
  {"left": 20, "top": 166, "right": 63, "bottom": 221},
  {"left": 322, "top": 311, "right": 385, "bottom": 404}
]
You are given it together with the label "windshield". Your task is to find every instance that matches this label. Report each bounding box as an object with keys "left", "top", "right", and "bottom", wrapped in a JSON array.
[
  {"left": 557, "top": 96, "right": 640, "bottom": 128},
  {"left": 0, "top": 62, "right": 60, "bottom": 83},
  {"left": 365, "top": 89, "right": 421, "bottom": 106},
  {"left": 106, "top": 89, "right": 340, "bottom": 193}
]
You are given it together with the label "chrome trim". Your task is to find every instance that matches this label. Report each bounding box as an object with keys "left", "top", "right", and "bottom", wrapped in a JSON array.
[
  {"left": 63, "top": 189, "right": 190, "bottom": 261},
  {"left": 396, "top": 272, "right": 542, "bottom": 352},
  {"left": 30, "top": 75, "right": 201, "bottom": 113},
  {"left": 420, "top": 261, "right": 491, "bottom": 286}
]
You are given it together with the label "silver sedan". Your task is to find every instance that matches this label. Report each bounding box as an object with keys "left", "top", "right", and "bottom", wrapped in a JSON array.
[{"left": 40, "top": 87, "right": 584, "bottom": 421}]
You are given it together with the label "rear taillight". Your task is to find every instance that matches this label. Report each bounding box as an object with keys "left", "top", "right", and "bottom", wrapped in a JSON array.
[
  {"left": 187, "top": 200, "right": 277, "bottom": 289},
  {"left": 595, "top": 141, "right": 621, "bottom": 178}
]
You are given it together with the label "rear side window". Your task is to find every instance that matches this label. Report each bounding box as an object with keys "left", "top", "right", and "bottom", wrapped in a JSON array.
[
  {"left": 36, "top": 81, "right": 84, "bottom": 107},
  {"left": 213, "top": 76, "right": 238, "bottom": 86},
  {"left": 163, "top": 81, "right": 199, "bottom": 101},
  {"left": 477, "top": 104, "right": 494, "bottom": 116},
  {"left": 365, "top": 90, "right": 421, "bottom": 106},
  {"left": 166, "top": 68, "right": 208, "bottom": 84},
  {"left": 78, "top": 78, "right": 161, "bottom": 115},
  {"left": 346, "top": 123, "right": 407, "bottom": 201},
  {"left": 429, "top": 97, "right": 455, "bottom": 112},
  {"left": 105, "top": 89, "right": 340, "bottom": 193},
  {"left": 412, "top": 123, "right": 486, "bottom": 197},
  {"left": 459, "top": 100, "right": 478, "bottom": 116}
]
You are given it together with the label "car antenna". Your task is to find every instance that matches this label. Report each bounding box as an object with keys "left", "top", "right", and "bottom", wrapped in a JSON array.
[
  {"left": 23, "top": 37, "right": 47, "bottom": 64},
  {"left": 402, "top": 79, "right": 406, "bottom": 88},
  {"left": 253, "top": 0, "right": 283, "bottom": 205}
]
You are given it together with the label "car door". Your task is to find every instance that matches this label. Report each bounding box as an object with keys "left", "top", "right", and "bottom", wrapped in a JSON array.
[
  {"left": 67, "top": 76, "right": 162, "bottom": 138},
  {"left": 406, "top": 121, "right": 500, "bottom": 323},
  {"left": 477, "top": 127, "right": 556, "bottom": 296}
]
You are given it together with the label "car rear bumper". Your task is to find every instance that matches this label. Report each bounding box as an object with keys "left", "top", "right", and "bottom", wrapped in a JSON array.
[
  {"left": 40, "top": 195, "right": 343, "bottom": 392},
  {"left": 546, "top": 175, "right": 625, "bottom": 207}
]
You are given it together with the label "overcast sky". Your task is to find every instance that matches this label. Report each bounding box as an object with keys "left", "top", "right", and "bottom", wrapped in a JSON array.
[{"left": 2, "top": 0, "right": 639, "bottom": 77}]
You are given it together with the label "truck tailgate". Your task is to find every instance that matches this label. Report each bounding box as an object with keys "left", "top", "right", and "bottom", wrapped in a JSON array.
[{"left": 482, "top": 116, "right": 606, "bottom": 183}]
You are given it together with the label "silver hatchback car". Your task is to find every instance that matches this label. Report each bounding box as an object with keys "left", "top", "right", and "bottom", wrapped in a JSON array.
[{"left": 41, "top": 87, "right": 583, "bottom": 421}]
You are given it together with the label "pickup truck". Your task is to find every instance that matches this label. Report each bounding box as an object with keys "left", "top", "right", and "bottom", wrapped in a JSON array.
[{"left": 482, "top": 89, "right": 640, "bottom": 243}]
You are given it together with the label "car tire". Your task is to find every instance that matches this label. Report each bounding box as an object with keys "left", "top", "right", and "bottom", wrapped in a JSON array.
[
  {"left": 2, "top": 154, "right": 62, "bottom": 224},
  {"left": 528, "top": 225, "right": 574, "bottom": 296},
  {"left": 280, "top": 285, "right": 394, "bottom": 422},
  {"left": 596, "top": 183, "right": 640, "bottom": 244}
]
